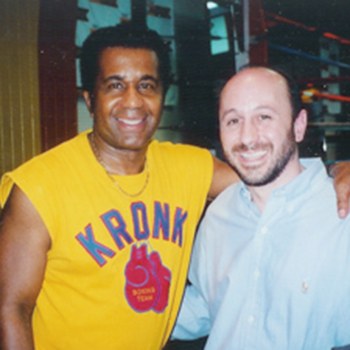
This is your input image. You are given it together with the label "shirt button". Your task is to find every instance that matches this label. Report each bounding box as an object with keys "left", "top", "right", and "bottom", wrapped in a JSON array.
[{"left": 254, "top": 269, "right": 260, "bottom": 279}]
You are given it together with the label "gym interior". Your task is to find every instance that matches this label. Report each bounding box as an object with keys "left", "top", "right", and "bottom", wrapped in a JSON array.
[{"left": 1, "top": 0, "right": 350, "bottom": 176}]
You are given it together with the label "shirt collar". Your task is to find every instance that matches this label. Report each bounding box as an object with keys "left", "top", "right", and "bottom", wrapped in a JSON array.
[{"left": 238, "top": 158, "right": 328, "bottom": 205}]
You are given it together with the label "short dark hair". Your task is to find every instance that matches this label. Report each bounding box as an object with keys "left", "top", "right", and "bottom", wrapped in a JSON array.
[
  {"left": 237, "top": 65, "right": 303, "bottom": 121},
  {"left": 80, "top": 21, "right": 172, "bottom": 95},
  {"left": 269, "top": 66, "right": 303, "bottom": 121}
]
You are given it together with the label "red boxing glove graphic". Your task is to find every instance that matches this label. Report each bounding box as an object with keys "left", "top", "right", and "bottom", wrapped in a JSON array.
[
  {"left": 125, "top": 244, "right": 159, "bottom": 312},
  {"left": 149, "top": 251, "right": 171, "bottom": 313},
  {"left": 124, "top": 244, "right": 172, "bottom": 313}
]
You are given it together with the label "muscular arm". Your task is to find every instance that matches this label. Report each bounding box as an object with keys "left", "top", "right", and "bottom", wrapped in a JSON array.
[
  {"left": 208, "top": 157, "right": 239, "bottom": 200},
  {"left": 331, "top": 161, "right": 350, "bottom": 218},
  {"left": 0, "top": 186, "right": 50, "bottom": 350}
]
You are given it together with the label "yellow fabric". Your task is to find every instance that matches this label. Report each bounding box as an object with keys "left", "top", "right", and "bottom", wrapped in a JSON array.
[{"left": 0, "top": 130, "right": 213, "bottom": 350}]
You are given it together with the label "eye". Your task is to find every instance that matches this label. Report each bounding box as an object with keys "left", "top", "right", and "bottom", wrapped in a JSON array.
[
  {"left": 259, "top": 114, "right": 272, "bottom": 121},
  {"left": 107, "top": 81, "right": 124, "bottom": 91},
  {"left": 138, "top": 81, "right": 157, "bottom": 93},
  {"left": 226, "top": 118, "right": 240, "bottom": 127}
]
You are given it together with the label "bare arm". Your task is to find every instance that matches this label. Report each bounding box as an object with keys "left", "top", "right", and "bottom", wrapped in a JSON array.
[
  {"left": 331, "top": 162, "right": 350, "bottom": 218},
  {"left": 208, "top": 156, "right": 239, "bottom": 200},
  {"left": 0, "top": 186, "right": 50, "bottom": 350}
]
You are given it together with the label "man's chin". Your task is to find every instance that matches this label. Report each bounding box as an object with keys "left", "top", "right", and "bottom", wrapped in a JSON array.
[{"left": 234, "top": 167, "right": 271, "bottom": 187}]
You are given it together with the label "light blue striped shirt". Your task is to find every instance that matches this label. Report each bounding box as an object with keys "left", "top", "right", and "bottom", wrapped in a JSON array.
[{"left": 174, "top": 158, "right": 350, "bottom": 350}]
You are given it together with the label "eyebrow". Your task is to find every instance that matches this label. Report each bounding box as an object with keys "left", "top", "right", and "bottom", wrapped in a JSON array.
[
  {"left": 221, "top": 108, "right": 238, "bottom": 119},
  {"left": 221, "top": 105, "right": 278, "bottom": 119},
  {"left": 102, "top": 74, "right": 160, "bottom": 84}
]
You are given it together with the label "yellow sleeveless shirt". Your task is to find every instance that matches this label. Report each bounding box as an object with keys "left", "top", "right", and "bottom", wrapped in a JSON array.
[{"left": 0, "top": 131, "right": 213, "bottom": 349}]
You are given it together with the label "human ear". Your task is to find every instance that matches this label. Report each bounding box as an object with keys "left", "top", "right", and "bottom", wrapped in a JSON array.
[
  {"left": 82, "top": 90, "right": 94, "bottom": 115},
  {"left": 293, "top": 109, "right": 308, "bottom": 143}
]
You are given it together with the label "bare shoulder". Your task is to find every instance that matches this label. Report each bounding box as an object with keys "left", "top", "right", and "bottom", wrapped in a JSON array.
[
  {"left": 0, "top": 185, "right": 50, "bottom": 244},
  {"left": 0, "top": 185, "right": 50, "bottom": 300}
]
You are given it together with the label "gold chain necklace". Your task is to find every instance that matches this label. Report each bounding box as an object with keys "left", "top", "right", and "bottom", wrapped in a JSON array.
[{"left": 89, "top": 133, "right": 150, "bottom": 198}]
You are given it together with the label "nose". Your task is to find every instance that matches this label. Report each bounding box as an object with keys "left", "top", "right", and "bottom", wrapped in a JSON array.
[
  {"left": 240, "top": 119, "right": 259, "bottom": 147},
  {"left": 122, "top": 87, "right": 143, "bottom": 109}
]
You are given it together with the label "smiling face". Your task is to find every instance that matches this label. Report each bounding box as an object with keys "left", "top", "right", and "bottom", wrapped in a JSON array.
[
  {"left": 84, "top": 47, "right": 164, "bottom": 153},
  {"left": 219, "top": 67, "right": 307, "bottom": 187}
]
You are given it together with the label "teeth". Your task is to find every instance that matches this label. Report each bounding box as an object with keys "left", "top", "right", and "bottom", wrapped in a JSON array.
[
  {"left": 119, "top": 119, "right": 142, "bottom": 126},
  {"left": 241, "top": 150, "right": 266, "bottom": 159}
]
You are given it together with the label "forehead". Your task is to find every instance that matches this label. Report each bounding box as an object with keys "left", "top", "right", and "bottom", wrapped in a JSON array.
[
  {"left": 98, "top": 47, "right": 160, "bottom": 77},
  {"left": 220, "top": 68, "right": 290, "bottom": 111}
]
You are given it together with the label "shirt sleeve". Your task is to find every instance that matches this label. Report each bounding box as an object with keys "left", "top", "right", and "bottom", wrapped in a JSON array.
[
  {"left": 172, "top": 218, "right": 211, "bottom": 340},
  {"left": 172, "top": 282, "right": 211, "bottom": 340}
]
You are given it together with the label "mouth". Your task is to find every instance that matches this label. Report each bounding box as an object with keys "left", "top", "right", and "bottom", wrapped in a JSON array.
[
  {"left": 116, "top": 116, "right": 147, "bottom": 128},
  {"left": 240, "top": 149, "right": 267, "bottom": 160},
  {"left": 236, "top": 148, "right": 268, "bottom": 168}
]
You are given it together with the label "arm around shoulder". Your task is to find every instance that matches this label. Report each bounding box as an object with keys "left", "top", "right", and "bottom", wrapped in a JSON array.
[
  {"left": 0, "top": 185, "right": 50, "bottom": 350},
  {"left": 208, "top": 156, "right": 239, "bottom": 200}
]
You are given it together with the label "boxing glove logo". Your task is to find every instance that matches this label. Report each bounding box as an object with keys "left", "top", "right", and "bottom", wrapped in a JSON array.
[{"left": 125, "top": 244, "right": 171, "bottom": 313}]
